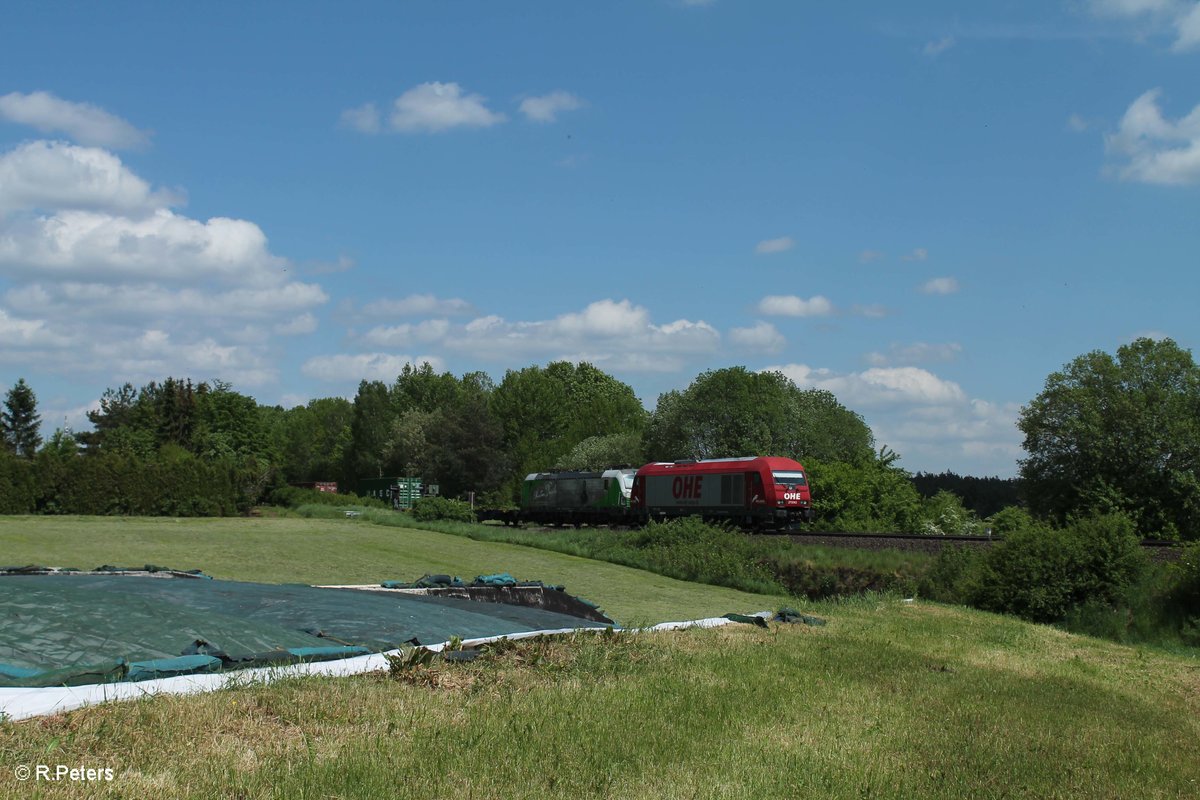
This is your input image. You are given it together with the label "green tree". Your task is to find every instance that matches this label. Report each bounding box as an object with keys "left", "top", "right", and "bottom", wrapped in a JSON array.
[
  {"left": 806, "top": 456, "right": 925, "bottom": 532},
  {"left": 1018, "top": 338, "right": 1200, "bottom": 539},
  {"left": 271, "top": 397, "right": 353, "bottom": 483},
  {"left": 491, "top": 361, "right": 646, "bottom": 489},
  {"left": 554, "top": 432, "right": 644, "bottom": 471},
  {"left": 2, "top": 378, "right": 42, "bottom": 458},
  {"left": 642, "top": 367, "right": 874, "bottom": 464},
  {"left": 346, "top": 380, "right": 396, "bottom": 483}
]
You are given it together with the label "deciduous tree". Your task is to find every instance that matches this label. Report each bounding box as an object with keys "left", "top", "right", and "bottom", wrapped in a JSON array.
[{"left": 1018, "top": 337, "right": 1200, "bottom": 538}]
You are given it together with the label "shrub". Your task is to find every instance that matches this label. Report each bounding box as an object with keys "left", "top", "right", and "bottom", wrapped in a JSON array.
[
  {"left": 626, "top": 518, "right": 782, "bottom": 594},
  {"left": 969, "top": 514, "right": 1147, "bottom": 623},
  {"left": 985, "top": 506, "right": 1045, "bottom": 536},
  {"left": 920, "top": 490, "right": 982, "bottom": 536},
  {"left": 918, "top": 545, "right": 985, "bottom": 603},
  {"left": 411, "top": 496, "right": 476, "bottom": 522},
  {"left": 267, "top": 485, "right": 388, "bottom": 510}
]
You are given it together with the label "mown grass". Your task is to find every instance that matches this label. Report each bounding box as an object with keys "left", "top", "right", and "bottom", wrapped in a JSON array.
[
  {"left": 0, "top": 515, "right": 788, "bottom": 624},
  {"left": 1, "top": 597, "right": 1197, "bottom": 799}
]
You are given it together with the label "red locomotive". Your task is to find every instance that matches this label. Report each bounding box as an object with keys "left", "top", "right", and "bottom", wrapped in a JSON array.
[{"left": 630, "top": 456, "right": 814, "bottom": 530}]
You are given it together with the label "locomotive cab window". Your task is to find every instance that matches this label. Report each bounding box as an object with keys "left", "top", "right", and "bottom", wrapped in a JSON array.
[{"left": 772, "top": 471, "right": 807, "bottom": 487}]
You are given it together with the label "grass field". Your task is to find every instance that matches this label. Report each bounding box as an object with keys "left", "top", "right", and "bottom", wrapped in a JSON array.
[
  {"left": 0, "top": 515, "right": 789, "bottom": 624},
  {"left": 1, "top": 515, "right": 1198, "bottom": 798}
]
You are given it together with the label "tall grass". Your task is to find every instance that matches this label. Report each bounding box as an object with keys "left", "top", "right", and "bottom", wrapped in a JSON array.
[{"left": 3, "top": 600, "right": 1197, "bottom": 799}]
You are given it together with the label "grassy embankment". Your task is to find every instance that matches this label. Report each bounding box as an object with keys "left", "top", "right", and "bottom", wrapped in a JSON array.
[
  {"left": 1, "top": 593, "right": 1197, "bottom": 798},
  {"left": 292, "top": 504, "right": 936, "bottom": 599},
  {"left": 0, "top": 515, "right": 788, "bottom": 624}
]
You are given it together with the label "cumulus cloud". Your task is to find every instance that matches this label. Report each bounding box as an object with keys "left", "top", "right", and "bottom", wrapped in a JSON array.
[
  {"left": 920, "top": 277, "right": 959, "bottom": 295},
  {"left": 436, "top": 299, "right": 720, "bottom": 371},
  {"left": 274, "top": 313, "right": 319, "bottom": 336},
  {"left": 730, "top": 321, "right": 785, "bottom": 353},
  {"left": 381, "top": 82, "right": 505, "bottom": 133},
  {"left": 361, "top": 319, "right": 451, "bottom": 348},
  {"left": 83, "top": 329, "right": 278, "bottom": 386},
  {"left": 0, "top": 91, "right": 149, "bottom": 149},
  {"left": 768, "top": 363, "right": 966, "bottom": 407},
  {"left": 519, "top": 91, "right": 584, "bottom": 123},
  {"left": 1105, "top": 89, "right": 1200, "bottom": 185},
  {"left": 754, "top": 236, "right": 795, "bottom": 254},
  {"left": 757, "top": 295, "right": 834, "bottom": 317},
  {"left": 866, "top": 342, "right": 963, "bottom": 366},
  {"left": 0, "top": 141, "right": 179, "bottom": 217},
  {"left": 6, "top": 281, "right": 326, "bottom": 319},
  {"left": 1088, "top": 0, "right": 1200, "bottom": 50},
  {"left": 0, "top": 119, "right": 330, "bottom": 391},
  {"left": 763, "top": 362, "right": 1020, "bottom": 474},
  {"left": 302, "top": 353, "right": 445, "bottom": 383},
  {"left": 0, "top": 209, "right": 288, "bottom": 285},
  {"left": 361, "top": 294, "right": 475, "bottom": 317}
]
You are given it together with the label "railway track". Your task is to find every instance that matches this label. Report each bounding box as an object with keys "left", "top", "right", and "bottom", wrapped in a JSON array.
[{"left": 781, "top": 531, "right": 1183, "bottom": 562}]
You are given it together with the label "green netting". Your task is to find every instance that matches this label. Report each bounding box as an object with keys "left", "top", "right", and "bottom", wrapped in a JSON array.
[{"left": 0, "top": 574, "right": 608, "bottom": 687}]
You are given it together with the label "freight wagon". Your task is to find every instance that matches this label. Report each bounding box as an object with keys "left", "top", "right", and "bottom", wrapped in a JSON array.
[{"left": 631, "top": 456, "right": 814, "bottom": 530}]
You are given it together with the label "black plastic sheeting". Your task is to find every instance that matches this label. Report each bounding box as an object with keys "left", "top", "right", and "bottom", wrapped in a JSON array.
[{"left": 0, "top": 573, "right": 609, "bottom": 687}]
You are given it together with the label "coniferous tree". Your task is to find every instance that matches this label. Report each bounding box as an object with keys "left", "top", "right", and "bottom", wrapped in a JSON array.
[{"left": 2, "top": 378, "right": 42, "bottom": 458}]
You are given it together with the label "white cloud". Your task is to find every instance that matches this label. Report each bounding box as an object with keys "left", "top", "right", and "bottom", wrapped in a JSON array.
[
  {"left": 1178, "top": 3, "right": 1200, "bottom": 48},
  {"left": 519, "top": 91, "right": 584, "bottom": 123},
  {"left": 85, "top": 329, "right": 278, "bottom": 387},
  {"left": 441, "top": 299, "right": 720, "bottom": 370},
  {"left": 859, "top": 249, "right": 884, "bottom": 263},
  {"left": 302, "top": 353, "right": 445, "bottom": 383},
  {"left": 0, "top": 91, "right": 149, "bottom": 149},
  {"left": 1068, "top": 113, "right": 1091, "bottom": 132},
  {"left": 274, "top": 313, "right": 319, "bottom": 336},
  {"left": 361, "top": 294, "right": 475, "bottom": 317},
  {"left": 339, "top": 103, "right": 381, "bottom": 134},
  {"left": 361, "top": 319, "right": 451, "bottom": 347},
  {"left": 760, "top": 363, "right": 1020, "bottom": 475},
  {"left": 866, "top": 342, "right": 963, "bottom": 366},
  {"left": 754, "top": 236, "right": 795, "bottom": 254},
  {"left": 902, "top": 247, "right": 929, "bottom": 261},
  {"left": 0, "top": 129, "right": 331, "bottom": 391},
  {"left": 923, "top": 36, "right": 956, "bottom": 56},
  {"left": 920, "top": 277, "right": 959, "bottom": 295},
  {"left": 7, "top": 281, "right": 326, "bottom": 319},
  {"left": 0, "top": 141, "right": 179, "bottom": 217},
  {"left": 757, "top": 295, "right": 834, "bottom": 317},
  {"left": 768, "top": 364, "right": 966, "bottom": 407},
  {"left": 1087, "top": 0, "right": 1200, "bottom": 51},
  {"left": 1105, "top": 89, "right": 1200, "bottom": 185},
  {"left": 388, "top": 82, "right": 505, "bottom": 133},
  {"left": 0, "top": 209, "right": 287, "bottom": 285},
  {"left": 730, "top": 321, "right": 785, "bottom": 353}
]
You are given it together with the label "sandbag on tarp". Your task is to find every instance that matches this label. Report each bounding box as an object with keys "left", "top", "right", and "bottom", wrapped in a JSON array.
[{"left": 0, "top": 574, "right": 609, "bottom": 687}]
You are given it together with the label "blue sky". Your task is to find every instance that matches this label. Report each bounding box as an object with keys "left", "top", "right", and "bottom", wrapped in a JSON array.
[{"left": 1, "top": 1, "right": 1197, "bottom": 478}]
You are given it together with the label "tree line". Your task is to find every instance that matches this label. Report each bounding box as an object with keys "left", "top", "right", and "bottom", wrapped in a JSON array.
[{"left": 2, "top": 336, "right": 1198, "bottom": 539}]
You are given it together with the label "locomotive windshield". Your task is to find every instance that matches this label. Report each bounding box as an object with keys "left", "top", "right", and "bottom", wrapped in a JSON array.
[{"left": 772, "top": 471, "right": 807, "bottom": 487}]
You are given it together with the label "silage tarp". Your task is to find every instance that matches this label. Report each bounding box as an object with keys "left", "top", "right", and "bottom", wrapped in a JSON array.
[{"left": 0, "top": 574, "right": 609, "bottom": 688}]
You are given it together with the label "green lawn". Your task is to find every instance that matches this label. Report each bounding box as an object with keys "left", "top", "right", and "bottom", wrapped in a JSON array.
[
  {"left": 0, "top": 515, "right": 788, "bottom": 624},
  {"left": 2, "top": 515, "right": 1197, "bottom": 799}
]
